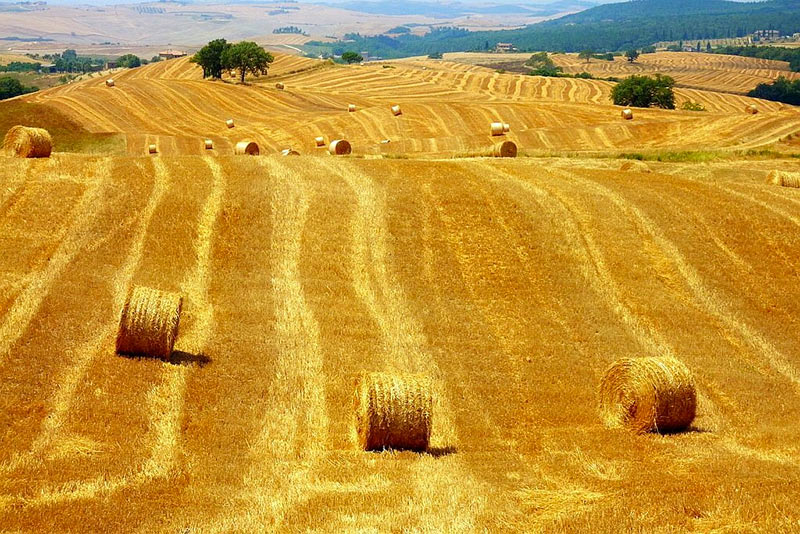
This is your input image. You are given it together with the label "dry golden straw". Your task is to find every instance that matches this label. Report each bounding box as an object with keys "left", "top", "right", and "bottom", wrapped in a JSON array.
[
  {"left": 106, "top": 79, "right": 115, "bottom": 87},
  {"left": 490, "top": 122, "right": 505, "bottom": 136},
  {"left": 204, "top": 139, "right": 214, "bottom": 150},
  {"left": 354, "top": 372, "right": 433, "bottom": 452},
  {"left": 281, "top": 148, "right": 300, "bottom": 156},
  {"left": 348, "top": 104, "right": 356, "bottom": 112},
  {"left": 391, "top": 105, "right": 402, "bottom": 116},
  {"left": 621, "top": 109, "right": 634, "bottom": 120},
  {"left": 234, "top": 140, "right": 259, "bottom": 156},
  {"left": 116, "top": 286, "right": 182, "bottom": 360},
  {"left": 745, "top": 104, "right": 758, "bottom": 115},
  {"left": 329, "top": 139, "right": 352, "bottom": 155},
  {"left": 148, "top": 144, "right": 157, "bottom": 154},
  {"left": 492, "top": 140, "right": 517, "bottom": 158},
  {"left": 275, "top": 82, "right": 285, "bottom": 90},
  {"left": 767, "top": 170, "right": 800, "bottom": 188},
  {"left": 2, "top": 126, "right": 53, "bottom": 158},
  {"left": 314, "top": 136, "right": 325, "bottom": 147},
  {"left": 599, "top": 357, "right": 696, "bottom": 433},
  {"left": 226, "top": 119, "right": 235, "bottom": 128}
]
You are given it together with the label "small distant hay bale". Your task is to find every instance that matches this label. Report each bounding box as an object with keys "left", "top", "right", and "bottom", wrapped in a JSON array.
[
  {"left": 348, "top": 104, "right": 357, "bottom": 113},
  {"left": 620, "top": 160, "right": 651, "bottom": 173},
  {"left": 354, "top": 372, "right": 433, "bottom": 452},
  {"left": 490, "top": 122, "right": 505, "bottom": 136},
  {"left": 2, "top": 126, "right": 52, "bottom": 158},
  {"left": 599, "top": 357, "right": 696, "bottom": 434},
  {"left": 380, "top": 139, "right": 391, "bottom": 144},
  {"left": 226, "top": 119, "right": 235, "bottom": 129},
  {"left": 116, "top": 286, "right": 182, "bottom": 360},
  {"left": 204, "top": 139, "right": 214, "bottom": 150},
  {"left": 621, "top": 109, "right": 634, "bottom": 120},
  {"left": 767, "top": 170, "right": 800, "bottom": 188},
  {"left": 503, "top": 123, "right": 510, "bottom": 133},
  {"left": 492, "top": 140, "right": 517, "bottom": 158},
  {"left": 745, "top": 104, "right": 758, "bottom": 115},
  {"left": 391, "top": 105, "right": 402, "bottom": 116},
  {"left": 106, "top": 79, "right": 115, "bottom": 87},
  {"left": 314, "top": 136, "right": 325, "bottom": 147},
  {"left": 148, "top": 144, "right": 157, "bottom": 154},
  {"left": 276, "top": 82, "right": 285, "bottom": 90},
  {"left": 281, "top": 148, "right": 300, "bottom": 156},
  {"left": 329, "top": 139, "right": 352, "bottom": 155},
  {"left": 234, "top": 140, "right": 259, "bottom": 156}
]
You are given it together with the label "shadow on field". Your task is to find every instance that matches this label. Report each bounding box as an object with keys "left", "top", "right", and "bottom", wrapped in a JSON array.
[
  {"left": 427, "top": 446, "right": 458, "bottom": 457},
  {"left": 169, "top": 351, "right": 212, "bottom": 367}
]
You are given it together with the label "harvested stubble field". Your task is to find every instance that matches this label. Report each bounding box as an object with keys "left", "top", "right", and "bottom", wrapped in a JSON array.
[{"left": 2, "top": 51, "right": 800, "bottom": 533}]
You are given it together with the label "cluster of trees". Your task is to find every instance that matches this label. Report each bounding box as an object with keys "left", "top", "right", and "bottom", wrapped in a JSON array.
[
  {"left": 117, "top": 54, "right": 141, "bottom": 68},
  {"left": 611, "top": 74, "right": 676, "bottom": 109},
  {"left": 0, "top": 76, "right": 37, "bottom": 100},
  {"left": 341, "top": 51, "right": 363, "bottom": 64},
  {"left": 748, "top": 76, "right": 800, "bottom": 105},
  {"left": 273, "top": 26, "right": 307, "bottom": 35},
  {"left": 714, "top": 45, "right": 800, "bottom": 72},
  {"left": 48, "top": 49, "right": 103, "bottom": 74},
  {"left": 0, "top": 61, "right": 40, "bottom": 72},
  {"left": 525, "top": 52, "right": 562, "bottom": 76},
  {"left": 192, "top": 39, "right": 274, "bottom": 83}
]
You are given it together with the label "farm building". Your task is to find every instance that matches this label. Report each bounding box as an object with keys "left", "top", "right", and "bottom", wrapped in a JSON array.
[
  {"left": 495, "top": 42, "right": 516, "bottom": 52},
  {"left": 159, "top": 49, "right": 187, "bottom": 60}
]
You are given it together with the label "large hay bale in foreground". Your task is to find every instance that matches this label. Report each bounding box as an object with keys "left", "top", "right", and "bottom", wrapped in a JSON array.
[
  {"left": 226, "top": 119, "right": 235, "bottom": 129},
  {"left": 599, "top": 357, "right": 696, "bottom": 433},
  {"left": 391, "top": 105, "right": 402, "bottom": 116},
  {"left": 492, "top": 140, "right": 517, "bottom": 158},
  {"left": 767, "top": 170, "right": 800, "bottom": 188},
  {"left": 348, "top": 104, "right": 357, "bottom": 113},
  {"left": 314, "top": 136, "right": 326, "bottom": 147},
  {"left": 204, "top": 139, "right": 214, "bottom": 150},
  {"left": 106, "top": 79, "right": 115, "bottom": 87},
  {"left": 3, "top": 126, "right": 52, "bottom": 158},
  {"left": 490, "top": 122, "right": 505, "bottom": 136},
  {"left": 329, "top": 139, "right": 352, "bottom": 155},
  {"left": 621, "top": 109, "right": 633, "bottom": 120},
  {"left": 354, "top": 372, "right": 433, "bottom": 451},
  {"left": 745, "top": 104, "right": 758, "bottom": 115},
  {"left": 234, "top": 140, "right": 259, "bottom": 156},
  {"left": 116, "top": 286, "right": 182, "bottom": 360}
]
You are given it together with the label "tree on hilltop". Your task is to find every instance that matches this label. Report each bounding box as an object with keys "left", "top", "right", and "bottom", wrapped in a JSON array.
[
  {"left": 341, "top": 51, "right": 364, "bottom": 64},
  {"left": 222, "top": 41, "right": 274, "bottom": 83},
  {"left": 578, "top": 49, "right": 594, "bottom": 64},
  {"left": 625, "top": 49, "right": 640, "bottom": 63},
  {"left": 611, "top": 74, "right": 675, "bottom": 109},
  {"left": 192, "top": 39, "right": 230, "bottom": 79}
]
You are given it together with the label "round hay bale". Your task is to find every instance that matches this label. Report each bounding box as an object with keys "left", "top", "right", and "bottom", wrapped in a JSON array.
[
  {"left": 204, "top": 139, "right": 214, "bottom": 150},
  {"left": 391, "top": 105, "right": 402, "bottom": 116},
  {"left": 2, "top": 126, "right": 53, "bottom": 158},
  {"left": 492, "top": 140, "right": 517, "bottom": 158},
  {"left": 745, "top": 104, "right": 758, "bottom": 115},
  {"left": 314, "top": 136, "right": 326, "bottom": 147},
  {"left": 621, "top": 109, "right": 634, "bottom": 120},
  {"left": 234, "top": 140, "right": 259, "bottom": 156},
  {"left": 276, "top": 82, "right": 285, "bottom": 90},
  {"left": 226, "top": 119, "right": 235, "bottom": 129},
  {"left": 116, "top": 286, "right": 182, "bottom": 360},
  {"left": 329, "top": 139, "right": 352, "bottom": 156},
  {"left": 148, "top": 144, "right": 158, "bottom": 154},
  {"left": 106, "top": 79, "right": 115, "bottom": 87},
  {"left": 354, "top": 372, "right": 433, "bottom": 451},
  {"left": 503, "top": 123, "right": 510, "bottom": 133},
  {"left": 348, "top": 104, "right": 357, "bottom": 113},
  {"left": 490, "top": 122, "right": 505, "bottom": 136},
  {"left": 281, "top": 148, "right": 300, "bottom": 156},
  {"left": 599, "top": 357, "right": 696, "bottom": 433},
  {"left": 767, "top": 170, "right": 800, "bottom": 188}
]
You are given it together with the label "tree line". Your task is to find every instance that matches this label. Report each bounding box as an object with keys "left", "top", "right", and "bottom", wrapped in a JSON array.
[{"left": 713, "top": 45, "right": 800, "bottom": 72}]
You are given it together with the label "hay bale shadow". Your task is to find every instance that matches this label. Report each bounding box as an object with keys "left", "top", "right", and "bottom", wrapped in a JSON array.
[{"left": 169, "top": 351, "right": 212, "bottom": 367}]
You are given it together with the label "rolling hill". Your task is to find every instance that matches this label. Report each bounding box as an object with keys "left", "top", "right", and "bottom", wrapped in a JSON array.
[{"left": 1, "top": 51, "right": 800, "bottom": 532}]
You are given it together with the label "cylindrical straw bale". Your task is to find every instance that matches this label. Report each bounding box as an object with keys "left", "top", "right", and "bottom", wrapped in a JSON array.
[
  {"left": 234, "top": 140, "right": 259, "bottom": 155},
  {"left": 116, "top": 286, "right": 182, "bottom": 360},
  {"left": 2, "top": 126, "right": 52, "bottom": 158},
  {"left": 391, "top": 105, "right": 402, "bottom": 116},
  {"left": 148, "top": 144, "right": 157, "bottom": 154},
  {"left": 503, "top": 123, "right": 510, "bottom": 133},
  {"left": 276, "top": 82, "right": 285, "bottom": 90},
  {"left": 490, "top": 122, "right": 505, "bottom": 136},
  {"left": 329, "top": 139, "right": 352, "bottom": 155},
  {"left": 354, "top": 372, "right": 433, "bottom": 451},
  {"left": 745, "top": 104, "right": 758, "bottom": 115},
  {"left": 348, "top": 104, "right": 356, "bottom": 112},
  {"left": 621, "top": 108, "right": 634, "bottom": 120},
  {"left": 314, "top": 136, "right": 326, "bottom": 147},
  {"left": 492, "top": 140, "right": 517, "bottom": 158},
  {"left": 767, "top": 170, "right": 800, "bottom": 188},
  {"left": 599, "top": 357, "right": 696, "bottom": 433},
  {"left": 106, "top": 79, "right": 115, "bottom": 87},
  {"left": 204, "top": 139, "right": 214, "bottom": 150},
  {"left": 226, "top": 119, "right": 235, "bottom": 128},
  {"left": 281, "top": 148, "right": 300, "bottom": 156}
]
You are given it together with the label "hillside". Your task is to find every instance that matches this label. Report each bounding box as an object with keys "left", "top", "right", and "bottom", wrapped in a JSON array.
[{"left": 2, "top": 50, "right": 800, "bottom": 532}]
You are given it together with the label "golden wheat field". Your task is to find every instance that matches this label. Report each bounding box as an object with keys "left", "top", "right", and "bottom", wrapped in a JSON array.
[{"left": 2, "top": 52, "right": 800, "bottom": 533}]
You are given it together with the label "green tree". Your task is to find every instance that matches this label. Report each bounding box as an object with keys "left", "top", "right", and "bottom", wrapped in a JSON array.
[
  {"left": 625, "top": 49, "right": 640, "bottom": 63},
  {"left": 117, "top": 54, "right": 141, "bottom": 68},
  {"left": 428, "top": 52, "right": 443, "bottom": 59},
  {"left": 578, "top": 49, "right": 594, "bottom": 63},
  {"left": 151, "top": 55, "right": 163, "bottom": 63},
  {"left": 0, "top": 76, "right": 37, "bottom": 100},
  {"left": 341, "top": 51, "right": 364, "bottom": 64},
  {"left": 525, "top": 51, "right": 563, "bottom": 77},
  {"left": 222, "top": 41, "right": 274, "bottom": 83},
  {"left": 611, "top": 74, "right": 675, "bottom": 109},
  {"left": 706, "top": 42, "right": 712, "bottom": 53},
  {"left": 62, "top": 49, "right": 77, "bottom": 61},
  {"left": 191, "top": 38, "right": 230, "bottom": 79},
  {"left": 641, "top": 45, "right": 656, "bottom": 54}
]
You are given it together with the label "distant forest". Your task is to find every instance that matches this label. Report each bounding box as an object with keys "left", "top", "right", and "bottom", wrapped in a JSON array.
[{"left": 312, "top": 0, "right": 800, "bottom": 58}]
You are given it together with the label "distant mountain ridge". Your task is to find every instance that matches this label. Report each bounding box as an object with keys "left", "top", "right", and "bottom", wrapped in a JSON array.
[{"left": 318, "top": 0, "right": 596, "bottom": 19}]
